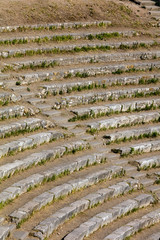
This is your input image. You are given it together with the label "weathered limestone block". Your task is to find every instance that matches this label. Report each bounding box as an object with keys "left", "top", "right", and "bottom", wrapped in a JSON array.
[
  {"left": 55, "top": 85, "right": 160, "bottom": 108},
  {"left": 104, "top": 225, "right": 134, "bottom": 240},
  {"left": 49, "top": 184, "right": 73, "bottom": 199},
  {"left": 134, "top": 194, "right": 154, "bottom": 208},
  {"left": 83, "top": 193, "right": 103, "bottom": 207},
  {"left": 97, "top": 188, "right": 115, "bottom": 201},
  {"left": 4, "top": 186, "right": 21, "bottom": 199},
  {"left": 70, "top": 199, "right": 89, "bottom": 213},
  {"left": 88, "top": 112, "right": 160, "bottom": 131},
  {"left": 132, "top": 156, "right": 160, "bottom": 169},
  {"left": 82, "top": 216, "right": 103, "bottom": 237},
  {"left": 104, "top": 126, "right": 160, "bottom": 144},
  {"left": 13, "top": 174, "right": 44, "bottom": 193},
  {"left": 68, "top": 178, "right": 89, "bottom": 190},
  {"left": 143, "top": 209, "right": 160, "bottom": 224},
  {"left": 113, "top": 139, "right": 160, "bottom": 156},
  {"left": 0, "top": 225, "right": 11, "bottom": 240},
  {"left": 0, "top": 192, "right": 17, "bottom": 204},
  {"left": 95, "top": 212, "right": 113, "bottom": 226},
  {"left": 112, "top": 199, "right": 138, "bottom": 216},
  {"left": 64, "top": 227, "right": 87, "bottom": 240},
  {"left": 34, "top": 192, "right": 54, "bottom": 209},
  {"left": 125, "top": 178, "right": 140, "bottom": 189}
]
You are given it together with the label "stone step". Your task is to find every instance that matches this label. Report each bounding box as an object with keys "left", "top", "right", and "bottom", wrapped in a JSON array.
[
  {"left": 0, "top": 118, "right": 53, "bottom": 138},
  {"left": 153, "top": 15, "right": 160, "bottom": 20},
  {"left": 103, "top": 208, "right": 160, "bottom": 240},
  {"left": 11, "top": 86, "right": 27, "bottom": 92},
  {"left": 41, "top": 110, "right": 62, "bottom": 117},
  {"left": 70, "top": 98, "right": 160, "bottom": 122},
  {"left": 0, "top": 92, "right": 21, "bottom": 105},
  {"left": 130, "top": 0, "right": 160, "bottom": 21},
  {"left": 112, "top": 138, "right": 160, "bottom": 156},
  {"left": 0, "top": 224, "right": 16, "bottom": 240},
  {"left": 0, "top": 30, "right": 136, "bottom": 48},
  {"left": 0, "top": 139, "right": 89, "bottom": 180},
  {"left": 110, "top": 159, "right": 128, "bottom": 167},
  {"left": 4, "top": 60, "right": 160, "bottom": 85},
  {"left": 87, "top": 111, "right": 160, "bottom": 132},
  {"left": 130, "top": 171, "right": 146, "bottom": 179},
  {"left": 0, "top": 131, "right": 64, "bottom": 159},
  {"left": 130, "top": 155, "right": 160, "bottom": 170},
  {"left": 155, "top": 171, "right": 160, "bottom": 177},
  {"left": 145, "top": 5, "right": 160, "bottom": 10},
  {"left": 140, "top": 178, "right": 155, "bottom": 187},
  {"left": 131, "top": 0, "right": 144, "bottom": 4},
  {"left": 31, "top": 180, "right": 142, "bottom": 240},
  {"left": 0, "top": 39, "right": 158, "bottom": 59},
  {"left": 27, "top": 98, "right": 46, "bottom": 106},
  {"left": 19, "top": 92, "right": 36, "bottom": 100},
  {"left": 55, "top": 121, "right": 79, "bottom": 131},
  {"left": 12, "top": 89, "right": 37, "bottom": 101},
  {"left": 54, "top": 86, "right": 160, "bottom": 109},
  {"left": 69, "top": 128, "right": 86, "bottom": 137},
  {"left": 9, "top": 150, "right": 110, "bottom": 225},
  {"left": 149, "top": 10, "right": 160, "bottom": 16},
  {"left": 123, "top": 165, "right": 137, "bottom": 175},
  {"left": 0, "top": 20, "right": 111, "bottom": 33},
  {"left": 0, "top": 105, "right": 35, "bottom": 120},
  {"left": 0, "top": 166, "right": 124, "bottom": 215},
  {"left": 132, "top": 0, "right": 158, "bottom": 6},
  {"left": 0, "top": 14, "right": 160, "bottom": 240},
  {"left": 0, "top": 80, "right": 17, "bottom": 88},
  {"left": 147, "top": 184, "right": 160, "bottom": 193},
  {"left": 141, "top": 0, "right": 156, "bottom": 6},
  {"left": 103, "top": 125, "right": 160, "bottom": 144},
  {"left": 29, "top": 166, "right": 124, "bottom": 239},
  {"left": 39, "top": 72, "right": 160, "bottom": 96},
  {"left": 35, "top": 104, "right": 52, "bottom": 111},
  {"left": 51, "top": 115, "right": 72, "bottom": 126},
  {"left": 64, "top": 194, "right": 154, "bottom": 240},
  {"left": 2, "top": 50, "right": 160, "bottom": 72}
]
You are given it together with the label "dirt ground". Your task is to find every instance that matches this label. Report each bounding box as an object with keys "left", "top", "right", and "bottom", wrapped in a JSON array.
[{"left": 0, "top": 0, "right": 155, "bottom": 27}]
